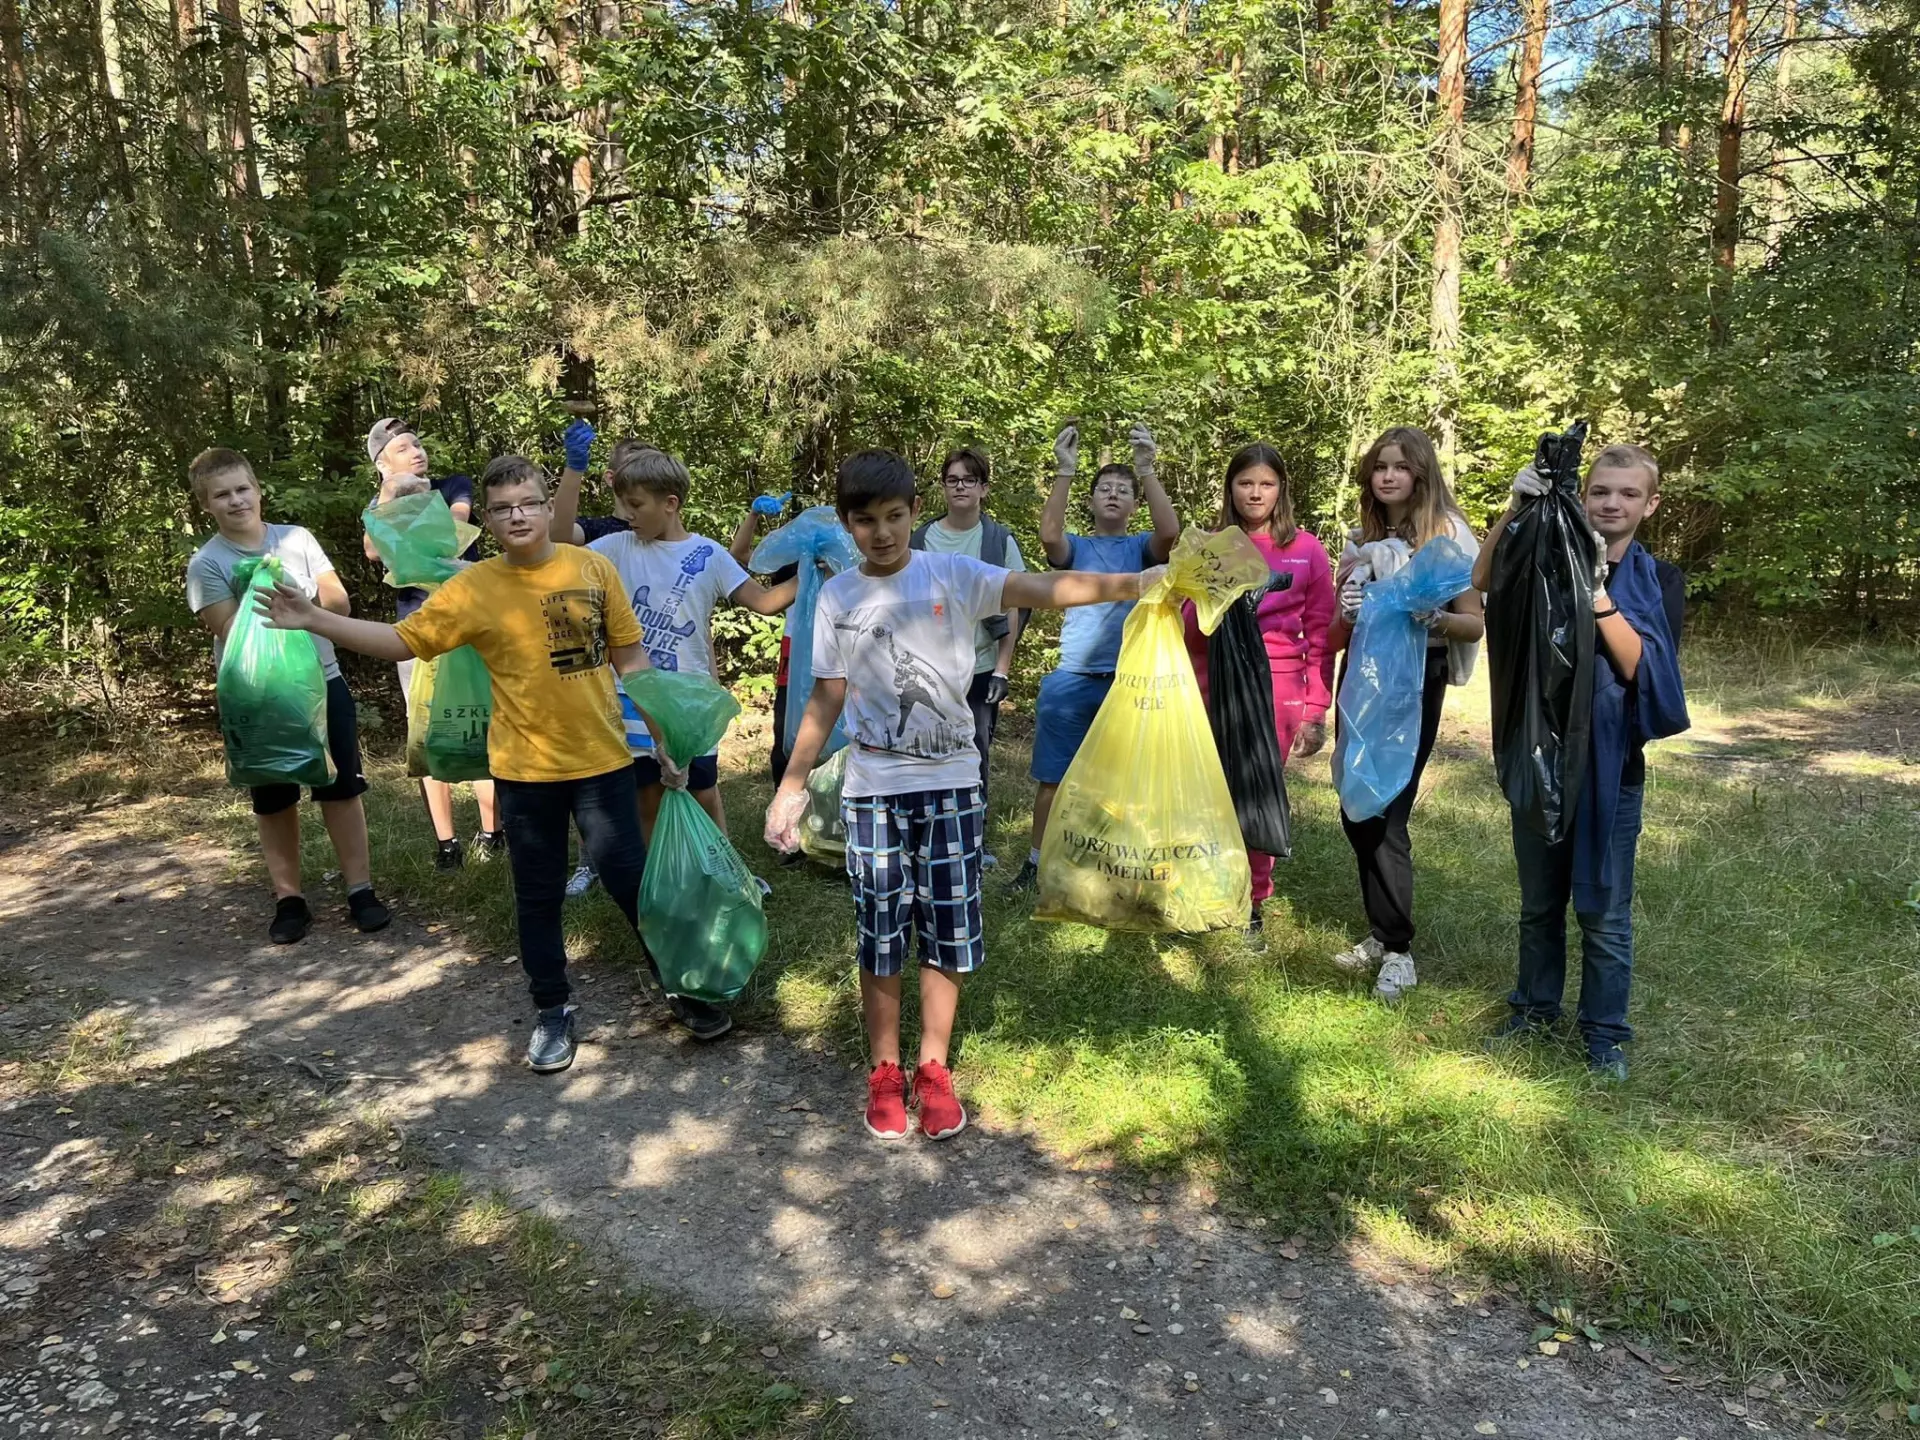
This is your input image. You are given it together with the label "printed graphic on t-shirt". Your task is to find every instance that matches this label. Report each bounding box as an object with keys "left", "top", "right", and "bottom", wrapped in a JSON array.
[
  {"left": 542, "top": 587, "right": 609, "bottom": 676},
  {"left": 631, "top": 541, "right": 722, "bottom": 672},
  {"left": 832, "top": 603, "right": 975, "bottom": 760}
]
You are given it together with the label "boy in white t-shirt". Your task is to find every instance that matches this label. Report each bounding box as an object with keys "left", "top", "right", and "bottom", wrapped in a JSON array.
[
  {"left": 587, "top": 447, "right": 797, "bottom": 844},
  {"left": 764, "top": 450, "right": 1163, "bottom": 1145}
]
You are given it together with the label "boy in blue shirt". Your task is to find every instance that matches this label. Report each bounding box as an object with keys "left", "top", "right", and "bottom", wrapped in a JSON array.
[{"left": 1010, "top": 421, "right": 1181, "bottom": 890}]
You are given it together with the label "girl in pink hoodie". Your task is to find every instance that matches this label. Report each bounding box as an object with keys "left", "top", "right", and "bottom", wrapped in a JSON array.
[{"left": 1183, "top": 443, "right": 1337, "bottom": 925}]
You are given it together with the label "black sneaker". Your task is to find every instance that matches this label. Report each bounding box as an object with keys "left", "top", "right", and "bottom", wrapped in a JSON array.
[
  {"left": 348, "top": 888, "right": 392, "bottom": 933},
  {"left": 435, "top": 837, "right": 465, "bottom": 871},
  {"left": 527, "top": 1004, "right": 578, "bottom": 1073},
  {"left": 1248, "top": 904, "right": 1265, "bottom": 934},
  {"left": 471, "top": 830, "right": 505, "bottom": 862},
  {"left": 269, "top": 896, "right": 312, "bottom": 945},
  {"left": 1485, "top": 1012, "right": 1558, "bottom": 1052},
  {"left": 1587, "top": 1045, "right": 1629, "bottom": 1084},
  {"left": 1008, "top": 858, "right": 1039, "bottom": 892},
  {"left": 643, "top": 953, "right": 733, "bottom": 1041}
]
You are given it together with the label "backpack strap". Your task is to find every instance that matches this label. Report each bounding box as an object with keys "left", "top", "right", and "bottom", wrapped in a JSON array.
[{"left": 909, "top": 521, "right": 931, "bottom": 552}]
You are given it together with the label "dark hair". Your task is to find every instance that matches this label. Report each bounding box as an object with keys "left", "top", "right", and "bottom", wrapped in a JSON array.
[
  {"left": 940, "top": 447, "right": 991, "bottom": 488},
  {"left": 1091, "top": 462, "right": 1137, "bottom": 495},
  {"left": 481, "top": 454, "right": 550, "bottom": 501},
  {"left": 1218, "top": 442, "right": 1296, "bottom": 546},
  {"left": 1354, "top": 426, "right": 1464, "bottom": 549},
  {"left": 610, "top": 447, "right": 690, "bottom": 505},
  {"left": 837, "top": 449, "right": 917, "bottom": 515},
  {"left": 188, "top": 446, "right": 255, "bottom": 496}
]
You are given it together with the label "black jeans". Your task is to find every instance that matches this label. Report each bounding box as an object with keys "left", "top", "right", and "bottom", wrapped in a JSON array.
[
  {"left": 1339, "top": 649, "right": 1449, "bottom": 954},
  {"left": 769, "top": 682, "right": 790, "bottom": 786},
  {"left": 966, "top": 669, "right": 1001, "bottom": 814},
  {"left": 496, "top": 766, "right": 647, "bottom": 1010}
]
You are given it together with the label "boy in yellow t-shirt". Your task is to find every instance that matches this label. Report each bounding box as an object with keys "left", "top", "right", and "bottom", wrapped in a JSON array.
[{"left": 255, "top": 454, "right": 732, "bottom": 1073}]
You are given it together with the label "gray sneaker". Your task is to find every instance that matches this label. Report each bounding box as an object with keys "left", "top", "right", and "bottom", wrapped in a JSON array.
[
  {"left": 1373, "top": 951, "right": 1417, "bottom": 1003},
  {"left": 527, "top": 1004, "right": 578, "bottom": 1073},
  {"left": 564, "top": 863, "right": 597, "bottom": 899}
]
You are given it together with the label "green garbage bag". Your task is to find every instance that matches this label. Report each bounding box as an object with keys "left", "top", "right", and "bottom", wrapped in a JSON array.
[
  {"left": 423, "top": 645, "right": 493, "bottom": 782},
  {"left": 622, "top": 669, "right": 766, "bottom": 1003},
  {"left": 799, "top": 748, "right": 848, "bottom": 866},
  {"left": 364, "top": 492, "right": 481, "bottom": 589},
  {"left": 217, "top": 557, "right": 334, "bottom": 789}
]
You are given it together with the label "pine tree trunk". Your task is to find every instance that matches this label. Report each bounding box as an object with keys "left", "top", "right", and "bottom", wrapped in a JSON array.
[
  {"left": 1766, "top": 0, "right": 1795, "bottom": 254},
  {"left": 1711, "top": 0, "right": 1749, "bottom": 341},
  {"left": 1, "top": 0, "right": 38, "bottom": 234},
  {"left": 1656, "top": 0, "right": 1676, "bottom": 148},
  {"left": 171, "top": 0, "right": 208, "bottom": 157},
  {"left": 1496, "top": 0, "right": 1546, "bottom": 279},
  {"left": 1677, "top": 0, "right": 1701, "bottom": 155},
  {"left": 1429, "top": 0, "right": 1468, "bottom": 461},
  {"left": 90, "top": 0, "right": 136, "bottom": 202}
]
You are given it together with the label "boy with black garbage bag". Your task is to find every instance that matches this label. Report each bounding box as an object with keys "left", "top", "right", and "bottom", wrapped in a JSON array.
[{"left": 1473, "top": 438, "right": 1689, "bottom": 1083}]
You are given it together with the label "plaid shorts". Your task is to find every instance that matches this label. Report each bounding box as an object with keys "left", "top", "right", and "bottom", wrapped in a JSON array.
[{"left": 843, "top": 788, "right": 986, "bottom": 978}]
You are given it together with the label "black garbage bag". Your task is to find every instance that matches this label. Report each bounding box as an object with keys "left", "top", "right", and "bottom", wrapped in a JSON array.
[
  {"left": 1487, "top": 421, "right": 1598, "bottom": 844},
  {"left": 1206, "top": 584, "right": 1293, "bottom": 859}
]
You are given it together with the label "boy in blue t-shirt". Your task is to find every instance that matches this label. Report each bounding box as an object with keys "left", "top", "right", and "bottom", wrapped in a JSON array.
[{"left": 1010, "top": 422, "right": 1181, "bottom": 891}]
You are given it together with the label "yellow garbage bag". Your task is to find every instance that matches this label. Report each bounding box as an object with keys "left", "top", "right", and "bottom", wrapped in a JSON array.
[{"left": 1034, "top": 527, "right": 1270, "bottom": 932}]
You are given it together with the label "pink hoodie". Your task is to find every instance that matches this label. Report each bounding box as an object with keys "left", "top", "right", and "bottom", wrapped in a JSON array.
[{"left": 1184, "top": 529, "right": 1338, "bottom": 721}]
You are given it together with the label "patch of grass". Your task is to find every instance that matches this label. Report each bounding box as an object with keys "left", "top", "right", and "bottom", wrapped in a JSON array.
[{"left": 0, "top": 967, "right": 850, "bottom": 1440}]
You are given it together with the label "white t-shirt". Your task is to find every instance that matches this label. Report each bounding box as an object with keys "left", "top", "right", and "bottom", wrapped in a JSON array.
[
  {"left": 588, "top": 531, "right": 749, "bottom": 754},
  {"left": 812, "top": 552, "right": 1010, "bottom": 798},
  {"left": 185, "top": 524, "right": 341, "bottom": 679},
  {"left": 919, "top": 519, "right": 1025, "bottom": 673}
]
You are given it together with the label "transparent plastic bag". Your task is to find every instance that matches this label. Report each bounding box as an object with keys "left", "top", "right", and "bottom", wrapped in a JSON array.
[
  {"left": 217, "top": 557, "right": 334, "bottom": 789},
  {"left": 622, "top": 670, "right": 765, "bottom": 1002},
  {"left": 799, "top": 747, "right": 849, "bottom": 865},
  {"left": 1333, "top": 536, "right": 1475, "bottom": 821},
  {"left": 364, "top": 491, "right": 481, "bottom": 590},
  {"left": 750, "top": 506, "right": 860, "bottom": 760},
  {"left": 1034, "top": 528, "right": 1266, "bottom": 932}
]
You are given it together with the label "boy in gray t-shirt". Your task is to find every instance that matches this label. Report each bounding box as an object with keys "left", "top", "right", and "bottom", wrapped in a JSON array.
[{"left": 185, "top": 447, "right": 390, "bottom": 945}]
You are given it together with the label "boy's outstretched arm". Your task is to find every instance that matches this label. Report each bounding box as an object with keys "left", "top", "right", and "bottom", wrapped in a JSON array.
[
  {"left": 1003, "top": 566, "right": 1166, "bottom": 613},
  {"left": 729, "top": 575, "right": 801, "bottom": 615},
  {"left": 764, "top": 678, "right": 848, "bottom": 852},
  {"left": 256, "top": 579, "right": 415, "bottom": 661},
  {"left": 1039, "top": 425, "right": 1078, "bottom": 567},
  {"left": 1131, "top": 425, "right": 1181, "bottom": 562},
  {"left": 548, "top": 419, "right": 597, "bottom": 545}
]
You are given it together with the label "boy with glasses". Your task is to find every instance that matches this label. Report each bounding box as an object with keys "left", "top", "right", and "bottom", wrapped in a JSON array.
[
  {"left": 256, "top": 454, "right": 730, "bottom": 1075},
  {"left": 1012, "top": 422, "right": 1180, "bottom": 890},
  {"left": 909, "top": 448, "right": 1025, "bottom": 857}
]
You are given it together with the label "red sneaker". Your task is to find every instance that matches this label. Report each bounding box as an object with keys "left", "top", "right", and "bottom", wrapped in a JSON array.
[
  {"left": 864, "top": 1061, "right": 910, "bottom": 1141},
  {"left": 910, "top": 1059, "right": 967, "bottom": 1141}
]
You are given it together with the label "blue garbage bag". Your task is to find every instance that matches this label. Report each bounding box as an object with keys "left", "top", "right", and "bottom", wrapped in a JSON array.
[
  {"left": 750, "top": 506, "right": 860, "bottom": 760},
  {"left": 1334, "top": 536, "right": 1475, "bottom": 821}
]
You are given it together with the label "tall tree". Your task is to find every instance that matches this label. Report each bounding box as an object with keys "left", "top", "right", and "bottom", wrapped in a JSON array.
[
  {"left": 1712, "top": 0, "right": 1750, "bottom": 339},
  {"left": 1766, "top": 0, "right": 1797, "bottom": 254},
  {"left": 1, "top": 0, "right": 35, "bottom": 234},
  {"left": 1497, "top": 0, "right": 1548, "bottom": 279},
  {"left": 1430, "top": 0, "right": 1468, "bottom": 458}
]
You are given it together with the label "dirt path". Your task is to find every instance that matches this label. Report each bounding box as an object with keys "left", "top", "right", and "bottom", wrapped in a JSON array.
[{"left": 0, "top": 801, "right": 1763, "bottom": 1440}]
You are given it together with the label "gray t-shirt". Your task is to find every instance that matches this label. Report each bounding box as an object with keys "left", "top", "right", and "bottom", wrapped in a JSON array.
[
  {"left": 919, "top": 518, "right": 1025, "bottom": 674},
  {"left": 186, "top": 524, "right": 342, "bottom": 679}
]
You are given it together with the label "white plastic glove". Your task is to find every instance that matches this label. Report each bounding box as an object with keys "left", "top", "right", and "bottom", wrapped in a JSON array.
[
  {"left": 1511, "top": 464, "right": 1550, "bottom": 504},
  {"left": 1128, "top": 423, "right": 1158, "bottom": 475},
  {"left": 1338, "top": 567, "right": 1368, "bottom": 623},
  {"left": 657, "top": 753, "right": 690, "bottom": 792},
  {"left": 1053, "top": 423, "right": 1080, "bottom": 477},
  {"left": 764, "top": 786, "right": 807, "bottom": 854}
]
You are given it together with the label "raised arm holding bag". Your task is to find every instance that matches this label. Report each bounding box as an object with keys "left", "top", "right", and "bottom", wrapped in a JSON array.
[{"left": 1485, "top": 422, "right": 1597, "bottom": 844}]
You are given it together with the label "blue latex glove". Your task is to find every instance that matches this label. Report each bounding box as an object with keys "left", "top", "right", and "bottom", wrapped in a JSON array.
[
  {"left": 752, "top": 491, "right": 793, "bottom": 518},
  {"left": 562, "top": 418, "right": 595, "bottom": 473}
]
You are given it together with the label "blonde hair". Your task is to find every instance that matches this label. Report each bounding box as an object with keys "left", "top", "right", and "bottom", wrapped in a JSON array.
[
  {"left": 188, "top": 446, "right": 255, "bottom": 500},
  {"left": 1588, "top": 443, "right": 1662, "bottom": 494},
  {"left": 1355, "top": 426, "right": 1467, "bottom": 549}
]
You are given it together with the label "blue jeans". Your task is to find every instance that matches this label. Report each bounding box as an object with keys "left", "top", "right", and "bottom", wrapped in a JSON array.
[
  {"left": 496, "top": 766, "right": 648, "bottom": 1010},
  {"left": 1508, "top": 783, "right": 1643, "bottom": 1050}
]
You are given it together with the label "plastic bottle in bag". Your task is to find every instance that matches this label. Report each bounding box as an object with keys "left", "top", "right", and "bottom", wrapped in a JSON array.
[{"left": 217, "top": 557, "right": 335, "bottom": 789}]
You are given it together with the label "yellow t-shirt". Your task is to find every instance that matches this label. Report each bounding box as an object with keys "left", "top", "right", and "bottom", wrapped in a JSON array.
[{"left": 395, "top": 545, "right": 642, "bottom": 783}]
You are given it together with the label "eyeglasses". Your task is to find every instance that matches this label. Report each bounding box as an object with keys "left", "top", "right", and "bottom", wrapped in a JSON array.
[
  {"left": 942, "top": 475, "right": 984, "bottom": 489},
  {"left": 1092, "top": 485, "right": 1134, "bottom": 498},
  {"left": 485, "top": 501, "right": 549, "bottom": 521}
]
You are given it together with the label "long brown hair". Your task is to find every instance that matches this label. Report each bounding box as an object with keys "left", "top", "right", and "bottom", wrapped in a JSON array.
[
  {"left": 1217, "top": 442, "right": 1297, "bottom": 546},
  {"left": 1355, "top": 426, "right": 1466, "bottom": 549}
]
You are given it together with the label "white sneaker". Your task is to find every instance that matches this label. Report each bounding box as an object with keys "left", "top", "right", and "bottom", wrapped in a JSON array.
[
  {"left": 1330, "top": 935, "right": 1385, "bottom": 973},
  {"left": 564, "top": 863, "right": 597, "bottom": 899},
  {"left": 980, "top": 853, "right": 999, "bottom": 871},
  {"left": 1373, "top": 952, "right": 1417, "bottom": 1003}
]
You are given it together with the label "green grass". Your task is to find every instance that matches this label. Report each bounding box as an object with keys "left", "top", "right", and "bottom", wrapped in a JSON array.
[{"left": 6, "top": 633, "right": 1919, "bottom": 1408}]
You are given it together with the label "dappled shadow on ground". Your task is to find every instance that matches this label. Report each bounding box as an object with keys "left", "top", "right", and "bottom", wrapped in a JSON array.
[{"left": 0, "top": 793, "right": 1760, "bottom": 1440}]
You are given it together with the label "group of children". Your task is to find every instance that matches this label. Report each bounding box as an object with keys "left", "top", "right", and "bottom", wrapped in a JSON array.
[{"left": 184, "top": 412, "right": 1687, "bottom": 1130}]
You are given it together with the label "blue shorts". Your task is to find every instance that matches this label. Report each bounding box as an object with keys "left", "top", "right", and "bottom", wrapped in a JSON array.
[
  {"left": 843, "top": 788, "right": 986, "bottom": 978},
  {"left": 633, "top": 753, "right": 720, "bottom": 791},
  {"left": 1030, "top": 669, "right": 1115, "bottom": 784}
]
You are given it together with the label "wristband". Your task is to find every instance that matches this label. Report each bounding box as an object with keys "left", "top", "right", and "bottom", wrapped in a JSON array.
[{"left": 1594, "top": 605, "right": 1619, "bottom": 620}]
